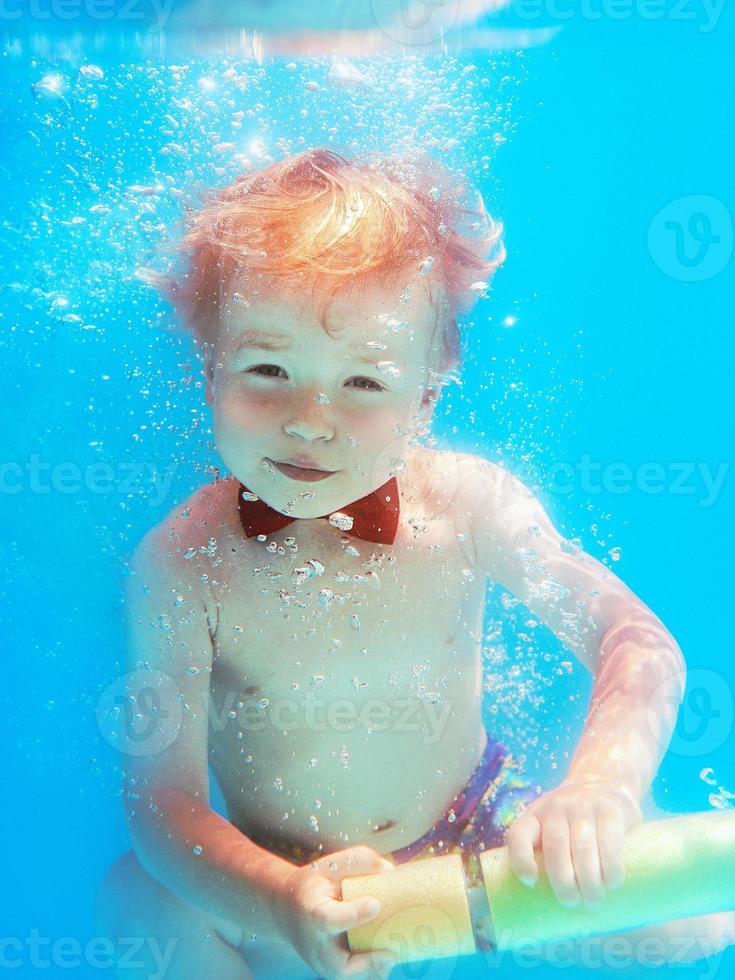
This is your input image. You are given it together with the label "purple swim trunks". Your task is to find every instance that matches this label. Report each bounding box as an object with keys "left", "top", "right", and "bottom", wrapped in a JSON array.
[{"left": 388, "top": 732, "right": 543, "bottom": 866}]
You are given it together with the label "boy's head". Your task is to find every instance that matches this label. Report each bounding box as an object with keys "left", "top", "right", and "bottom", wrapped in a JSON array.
[{"left": 160, "top": 148, "right": 504, "bottom": 516}]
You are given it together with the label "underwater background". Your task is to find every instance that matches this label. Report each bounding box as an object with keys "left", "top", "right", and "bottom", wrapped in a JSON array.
[{"left": 1, "top": 2, "right": 734, "bottom": 976}]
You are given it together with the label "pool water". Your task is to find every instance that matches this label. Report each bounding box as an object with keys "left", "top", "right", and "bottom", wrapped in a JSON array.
[{"left": 2, "top": 5, "right": 734, "bottom": 978}]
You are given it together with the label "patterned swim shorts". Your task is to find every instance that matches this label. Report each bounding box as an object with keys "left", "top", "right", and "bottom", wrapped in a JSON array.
[{"left": 388, "top": 731, "right": 543, "bottom": 866}]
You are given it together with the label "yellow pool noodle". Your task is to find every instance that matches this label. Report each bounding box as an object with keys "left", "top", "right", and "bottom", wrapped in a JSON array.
[
  {"left": 341, "top": 853, "right": 476, "bottom": 963},
  {"left": 481, "top": 809, "right": 735, "bottom": 951}
]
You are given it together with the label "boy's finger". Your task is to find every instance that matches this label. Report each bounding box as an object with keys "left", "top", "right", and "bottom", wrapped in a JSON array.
[
  {"left": 357, "top": 951, "right": 398, "bottom": 979},
  {"left": 507, "top": 814, "right": 541, "bottom": 885},
  {"left": 597, "top": 813, "right": 626, "bottom": 891},
  {"left": 541, "top": 816, "right": 581, "bottom": 907},
  {"left": 342, "top": 950, "right": 398, "bottom": 979},
  {"left": 569, "top": 816, "right": 605, "bottom": 907},
  {"left": 323, "top": 845, "right": 395, "bottom": 879},
  {"left": 321, "top": 896, "right": 382, "bottom": 936}
]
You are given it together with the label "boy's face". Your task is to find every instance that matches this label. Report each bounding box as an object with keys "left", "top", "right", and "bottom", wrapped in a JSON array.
[{"left": 207, "top": 279, "right": 443, "bottom": 518}]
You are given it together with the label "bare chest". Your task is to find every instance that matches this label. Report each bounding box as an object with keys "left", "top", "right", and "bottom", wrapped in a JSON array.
[
  {"left": 202, "top": 515, "right": 488, "bottom": 852},
  {"left": 208, "top": 517, "right": 484, "bottom": 716}
]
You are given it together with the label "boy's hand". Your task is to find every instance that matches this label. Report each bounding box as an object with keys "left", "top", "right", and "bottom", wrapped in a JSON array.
[
  {"left": 272, "top": 845, "right": 399, "bottom": 980},
  {"left": 505, "top": 776, "right": 643, "bottom": 908}
]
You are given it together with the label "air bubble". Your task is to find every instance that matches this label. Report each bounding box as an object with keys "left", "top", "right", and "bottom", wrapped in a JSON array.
[
  {"left": 79, "top": 65, "right": 104, "bottom": 81},
  {"left": 376, "top": 361, "right": 401, "bottom": 379},
  {"left": 328, "top": 512, "right": 354, "bottom": 532},
  {"left": 32, "top": 73, "right": 66, "bottom": 100}
]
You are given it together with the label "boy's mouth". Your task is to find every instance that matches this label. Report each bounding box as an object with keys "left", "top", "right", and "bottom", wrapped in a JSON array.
[{"left": 267, "top": 457, "right": 338, "bottom": 482}]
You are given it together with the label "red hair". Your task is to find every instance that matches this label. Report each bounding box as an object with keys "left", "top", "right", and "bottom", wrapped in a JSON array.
[{"left": 156, "top": 148, "right": 505, "bottom": 374}]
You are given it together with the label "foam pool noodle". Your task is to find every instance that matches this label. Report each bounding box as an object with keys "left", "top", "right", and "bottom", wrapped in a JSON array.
[
  {"left": 343, "top": 811, "right": 735, "bottom": 962},
  {"left": 341, "top": 853, "right": 476, "bottom": 963},
  {"left": 481, "top": 810, "right": 735, "bottom": 951}
]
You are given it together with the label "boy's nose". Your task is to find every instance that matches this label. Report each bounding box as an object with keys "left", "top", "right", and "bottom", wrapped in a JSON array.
[
  {"left": 283, "top": 418, "right": 334, "bottom": 442},
  {"left": 283, "top": 391, "right": 335, "bottom": 442}
]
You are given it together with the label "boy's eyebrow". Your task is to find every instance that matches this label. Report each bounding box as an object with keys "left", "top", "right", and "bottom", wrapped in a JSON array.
[
  {"left": 231, "top": 328, "right": 390, "bottom": 365},
  {"left": 231, "top": 329, "right": 292, "bottom": 353}
]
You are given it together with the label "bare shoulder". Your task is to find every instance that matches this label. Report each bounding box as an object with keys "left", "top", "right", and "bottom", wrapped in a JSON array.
[
  {"left": 449, "top": 451, "right": 534, "bottom": 504},
  {"left": 403, "top": 445, "right": 463, "bottom": 506},
  {"left": 130, "top": 477, "right": 242, "bottom": 580},
  {"left": 408, "top": 448, "right": 509, "bottom": 505},
  {"left": 432, "top": 450, "right": 537, "bottom": 539},
  {"left": 403, "top": 446, "right": 493, "bottom": 526}
]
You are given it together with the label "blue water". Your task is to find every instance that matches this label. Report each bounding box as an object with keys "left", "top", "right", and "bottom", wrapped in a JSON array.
[{"left": 2, "top": 6, "right": 734, "bottom": 978}]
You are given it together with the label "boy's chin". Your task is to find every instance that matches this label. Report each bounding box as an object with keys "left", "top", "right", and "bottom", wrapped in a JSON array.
[{"left": 275, "top": 483, "right": 366, "bottom": 519}]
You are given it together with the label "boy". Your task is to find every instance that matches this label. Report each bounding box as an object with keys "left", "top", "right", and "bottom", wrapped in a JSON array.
[{"left": 95, "top": 149, "right": 734, "bottom": 979}]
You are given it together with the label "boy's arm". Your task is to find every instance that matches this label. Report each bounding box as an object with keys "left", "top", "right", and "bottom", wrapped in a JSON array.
[
  {"left": 459, "top": 454, "right": 689, "bottom": 903},
  {"left": 119, "top": 525, "right": 295, "bottom": 936},
  {"left": 459, "top": 454, "right": 686, "bottom": 807}
]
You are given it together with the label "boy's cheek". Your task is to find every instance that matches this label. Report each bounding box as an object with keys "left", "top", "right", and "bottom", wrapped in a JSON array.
[{"left": 214, "top": 389, "right": 277, "bottom": 432}]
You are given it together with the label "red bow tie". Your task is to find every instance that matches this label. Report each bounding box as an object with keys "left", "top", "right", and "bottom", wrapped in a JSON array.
[{"left": 237, "top": 477, "right": 400, "bottom": 545}]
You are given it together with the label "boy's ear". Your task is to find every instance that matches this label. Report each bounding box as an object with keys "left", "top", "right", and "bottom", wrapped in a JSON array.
[{"left": 420, "top": 383, "right": 441, "bottom": 412}]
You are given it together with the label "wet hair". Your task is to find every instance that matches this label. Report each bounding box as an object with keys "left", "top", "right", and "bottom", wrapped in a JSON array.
[{"left": 156, "top": 147, "right": 505, "bottom": 377}]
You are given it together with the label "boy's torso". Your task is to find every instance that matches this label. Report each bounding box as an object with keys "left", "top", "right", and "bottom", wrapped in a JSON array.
[{"left": 174, "top": 448, "right": 489, "bottom": 859}]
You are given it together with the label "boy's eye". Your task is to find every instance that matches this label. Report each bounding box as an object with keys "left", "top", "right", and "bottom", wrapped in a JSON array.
[
  {"left": 348, "top": 376, "right": 385, "bottom": 392},
  {"left": 247, "top": 364, "right": 285, "bottom": 378},
  {"left": 247, "top": 364, "right": 385, "bottom": 391}
]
